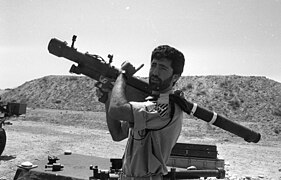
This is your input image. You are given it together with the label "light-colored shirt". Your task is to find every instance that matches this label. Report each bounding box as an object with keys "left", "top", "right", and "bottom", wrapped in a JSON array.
[{"left": 122, "top": 92, "right": 183, "bottom": 177}]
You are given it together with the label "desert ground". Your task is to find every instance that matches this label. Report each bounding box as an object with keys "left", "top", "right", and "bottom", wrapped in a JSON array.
[{"left": 0, "top": 108, "right": 281, "bottom": 180}]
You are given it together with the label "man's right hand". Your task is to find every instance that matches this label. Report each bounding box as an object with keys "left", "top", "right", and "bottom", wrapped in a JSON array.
[
  {"left": 121, "top": 61, "right": 144, "bottom": 77},
  {"left": 94, "top": 75, "right": 114, "bottom": 103}
]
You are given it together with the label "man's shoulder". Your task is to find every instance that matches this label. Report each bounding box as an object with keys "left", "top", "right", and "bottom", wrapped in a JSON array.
[
  {"left": 129, "top": 100, "right": 156, "bottom": 110},
  {"left": 169, "top": 90, "right": 188, "bottom": 114}
]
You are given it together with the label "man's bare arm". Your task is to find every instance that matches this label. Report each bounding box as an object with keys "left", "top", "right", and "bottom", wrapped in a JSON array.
[
  {"left": 104, "top": 97, "right": 129, "bottom": 141},
  {"left": 108, "top": 74, "right": 134, "bottom": 123}
]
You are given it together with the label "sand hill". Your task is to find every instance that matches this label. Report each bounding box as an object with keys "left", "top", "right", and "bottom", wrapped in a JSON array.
[{"left": 1, "top": 75, "right": 280, "bottom": 139}]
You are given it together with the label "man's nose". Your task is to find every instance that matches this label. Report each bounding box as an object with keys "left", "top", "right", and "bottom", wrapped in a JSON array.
[{"left": 151, "top": 66, "right": 159, "bottom": 76}]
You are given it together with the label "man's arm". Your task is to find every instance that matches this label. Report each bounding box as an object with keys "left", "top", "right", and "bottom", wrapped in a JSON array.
[
  {"left": 104, "top": 97, "right": 129, "bottom": 141},
  {"left": 108, "top": 73, "right": 134, "bottom": 123},
  {"left": 95, "top": 78, "right": 129, "bottom": 142}
]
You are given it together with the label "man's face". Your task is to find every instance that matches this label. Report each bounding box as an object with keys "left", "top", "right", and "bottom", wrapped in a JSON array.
[{"left": 149, "top": 58, "right": 176, "bottom": 92}]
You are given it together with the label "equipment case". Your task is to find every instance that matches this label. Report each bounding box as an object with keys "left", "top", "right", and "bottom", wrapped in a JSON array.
[
  {"left": 7, "top": 103, "right": 27, "bottom": 116},
  {"left": 168, "top": 143, "right": 224, "bottom": 170},
  {"left": 167, "top": 156, "right": 224, "bottom": 170},
  {"left": 171, "top": 143, "right": 218, "bottom": 159}
]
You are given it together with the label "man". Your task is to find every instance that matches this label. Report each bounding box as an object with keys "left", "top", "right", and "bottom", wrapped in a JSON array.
[{"left": 96, "top": 45, "right": 185, "bottom": 179}]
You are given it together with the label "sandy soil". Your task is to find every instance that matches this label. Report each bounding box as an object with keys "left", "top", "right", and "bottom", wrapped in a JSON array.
[{"left": 0, "top": 120, "right": 281, "bottom": 180}]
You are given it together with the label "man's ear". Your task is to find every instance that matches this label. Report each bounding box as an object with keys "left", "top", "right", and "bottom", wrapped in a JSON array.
[{"left": 172, "top": 74, "right": 180, "bottom": 84}]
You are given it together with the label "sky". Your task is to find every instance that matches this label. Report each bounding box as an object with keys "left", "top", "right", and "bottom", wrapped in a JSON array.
[{"left": 1, "top": 0, "right": 281, "bottom": 89}]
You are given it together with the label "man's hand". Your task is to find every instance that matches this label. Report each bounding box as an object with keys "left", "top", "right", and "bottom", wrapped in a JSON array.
[
  {"left": 95, "top": 75, "right": 114, "bottom": 103},
  {"left": 121, "top": 61, "right": 144, "bottom": 77}
]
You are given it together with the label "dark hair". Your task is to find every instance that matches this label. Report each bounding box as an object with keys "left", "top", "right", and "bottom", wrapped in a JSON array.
[{"left": 151, "top": 45, "right": 185, "bottom": 75}]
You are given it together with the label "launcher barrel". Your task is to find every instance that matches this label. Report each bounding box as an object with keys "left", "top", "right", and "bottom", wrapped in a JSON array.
[
  {"left": 48, "top": 36, "right": 261, "bottom": 143},
  {"left": 170, "top": 96, "right": 261, "bottom": 143}
]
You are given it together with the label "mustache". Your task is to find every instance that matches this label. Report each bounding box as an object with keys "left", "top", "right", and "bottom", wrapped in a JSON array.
[{"left": 149, "top": 75, "right": 161, "bottom": 81}]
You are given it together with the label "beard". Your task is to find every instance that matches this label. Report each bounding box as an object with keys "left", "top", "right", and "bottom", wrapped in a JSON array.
[{"left": 149, "top": 75, "right": 173, "bottom": 92}]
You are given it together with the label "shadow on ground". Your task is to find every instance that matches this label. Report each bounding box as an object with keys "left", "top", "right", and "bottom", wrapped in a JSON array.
[{"left": 0, "top": 155, "right": 16, "bottom": 161}]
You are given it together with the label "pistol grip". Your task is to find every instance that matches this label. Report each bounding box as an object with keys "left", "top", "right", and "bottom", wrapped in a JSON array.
[{"left": 99, "top": 93, "right": 108, "bottom": 103}]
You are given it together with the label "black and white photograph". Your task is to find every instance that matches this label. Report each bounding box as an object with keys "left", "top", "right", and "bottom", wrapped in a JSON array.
[{"left": 1, "top": 0, "right": 281, "bottom": 179}]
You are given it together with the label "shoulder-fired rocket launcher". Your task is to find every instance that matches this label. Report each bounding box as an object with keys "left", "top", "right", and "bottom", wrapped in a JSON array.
[{"left": 48, "top": 35, "right": 261, "bottom": 143}]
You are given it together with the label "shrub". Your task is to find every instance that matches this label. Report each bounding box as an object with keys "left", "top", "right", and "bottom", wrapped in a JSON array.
[
  {"left": 54, "top": 100, "right": 62, "bottom": 104},
  {"left": 272, "top": 106, "right": 281, "bottom": 117},
  {"left": 219, "top": 82, "right": 227, "bottom": 88},
  {"left": 274, "top": 127, "right": 280, "bottom": 134},
  {"left": 181, "top": 83, "right": 193, "bottom": 91},
  {"left": 196, "top": 91, "right": 206, "bottom": 96},
  {"left": 68, "top": 76, "right": 78, "bottom": 81},
  {"left": 186, "top": 83, "right": 193, "bottom": 89},
  {"left": 229, "top": 99, "right": 240, "bottom": 110}
]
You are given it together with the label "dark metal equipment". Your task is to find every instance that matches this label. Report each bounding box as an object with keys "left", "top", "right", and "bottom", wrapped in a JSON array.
[
  {"left": 44, "top": 155, "right": 64, "bottom": 171},
  {"left": 14, "top": 153, "right": 226, "bottom": 180},
  {"left": 89, "top": 158, "right": 225, "bottom": 180},
  {"left": 90, "top": 159, "right": 122, "bottom": 180},
  {"left": 0, "top": 101, "right": 27, "bottom": 156},
  {"left": 47, "top": 155, "right": 60, "bottom": 164},
  {"left": 48, "top": 35, "right": 261, "bottom": 143},
  {"left": 45, "top": 163, "right": 64, "bottom": 171}
]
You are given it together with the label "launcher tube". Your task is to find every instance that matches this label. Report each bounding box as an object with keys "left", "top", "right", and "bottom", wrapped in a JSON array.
[
  {"left": 188, "top": 101, "right": 261, "bottom": 143},
  {"left": 48, "top": 36, "right": 261, "bottom": 143}
]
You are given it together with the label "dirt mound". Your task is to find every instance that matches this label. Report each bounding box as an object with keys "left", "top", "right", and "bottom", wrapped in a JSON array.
[
  {"left": 1, "top": 75, "right": 104, "bottom": 111},
  {"left": 1, "top": 75, "right": 281, "bottom": 139},
  {"left": 176, "top": 75, "right": 281, "bottom": 139}
]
